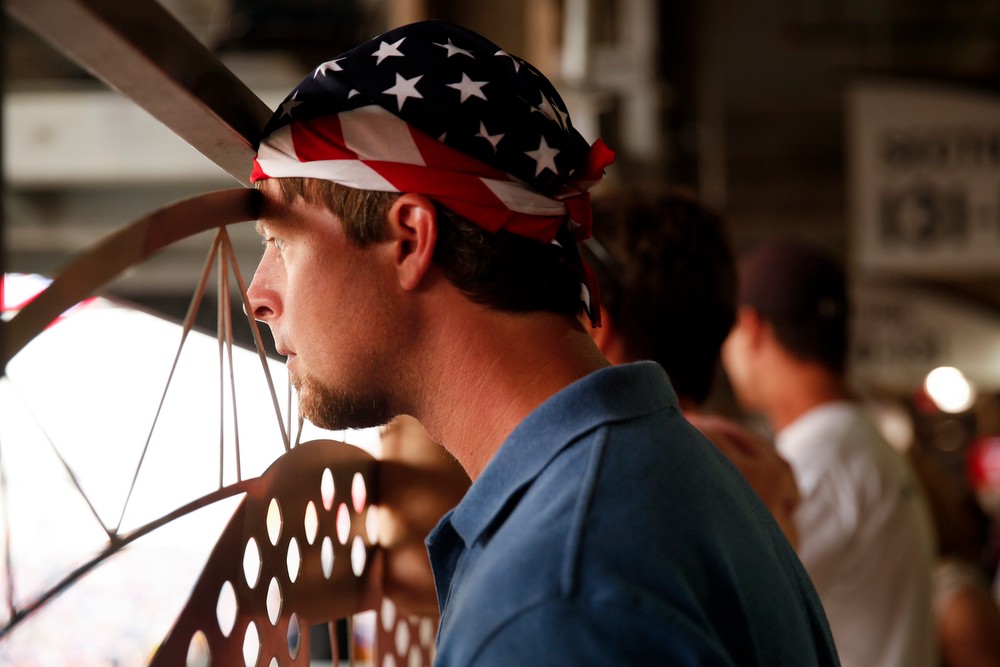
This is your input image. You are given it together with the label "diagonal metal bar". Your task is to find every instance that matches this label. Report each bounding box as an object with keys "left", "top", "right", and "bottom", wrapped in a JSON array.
[
  {"left": 3, "top": 377, "right": 113, "bottom": 540},
  {"left": 0, "top": 478, "right": 257, "bottom": 640},
  {"left": 219, "top": 230, "right": 243, "bottom": 481},
  {"left": 217, "top": 238, "right": 226, "bottom": 488},
  {"left": 6, "top": 0, "right": 272, "bottom": 184},
  {"left": 113, "top": 232, "right": 221, "bottom": 535},
  {"left": 225, "top": 239, "right": 291, "bottom": 452}
]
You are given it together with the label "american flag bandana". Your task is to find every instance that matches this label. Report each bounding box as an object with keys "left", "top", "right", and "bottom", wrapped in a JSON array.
[{"left": 251, "top": 20, "right": 615, "bottom": 326}]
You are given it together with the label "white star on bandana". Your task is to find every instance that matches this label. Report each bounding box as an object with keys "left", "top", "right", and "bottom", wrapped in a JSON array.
[
  {"left": 314, "top": 58, "right": 345, "bottom": 78},
  {"left": 279, "top": 91, "right": 302, "bottom": 118},
  {"left": 494, "top": 50, "right": 521, "bottom": 72},
  {"left": 553, "top": 104, "right": 570, "bottom": 130},
  {"left": 525, "top": 136, "right": 559, "bottom": 176},
  {"left": 434, "top": 38, "right": 474, "bottom": 59},
  {"left": 533, "top": 95, "right": 559, "bottom": 123},
  {"left": 476, "top": 121, "right": 505, "bottom": 152},
  {"left": 446, "top": 73, "right": 489, "bottom": 103},
  {"left": 383, "top": 73, "right": 424, "bottom": 110},
  {"left": 372, "top": 37, "right": 406, "bottom": 65}
]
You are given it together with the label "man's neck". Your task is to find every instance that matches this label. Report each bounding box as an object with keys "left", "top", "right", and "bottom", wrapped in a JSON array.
[
  {"left": 411, "top": 308, "right": 610, "bottom": 481},
  {"left": 767, "top": 365, "right": 850, "bottom": 432}
]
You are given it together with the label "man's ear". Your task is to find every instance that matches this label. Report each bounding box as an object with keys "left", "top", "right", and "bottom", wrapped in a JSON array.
[
  {"left": 735, "top": 306, "right": 767, "bottom": 349},
  {"left": 386, "top": 193, "right": 438, "bottom": 291}
]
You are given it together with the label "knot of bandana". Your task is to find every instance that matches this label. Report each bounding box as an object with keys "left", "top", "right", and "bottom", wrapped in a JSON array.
[{"left": 251, "top": 20, "right": 615, "bottom": 325}]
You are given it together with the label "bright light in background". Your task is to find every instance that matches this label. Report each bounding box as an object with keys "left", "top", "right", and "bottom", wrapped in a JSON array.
[
  {"left": 924, "top": 366, "right": 977, "bottom": 414},
  {"left": 0, "top": 274, "right": 380, "bottom": 665}
]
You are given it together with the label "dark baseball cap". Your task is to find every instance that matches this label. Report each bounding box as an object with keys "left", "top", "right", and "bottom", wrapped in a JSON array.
[{"left": 737, "top": 240, "right": 848, "bottom": 325}]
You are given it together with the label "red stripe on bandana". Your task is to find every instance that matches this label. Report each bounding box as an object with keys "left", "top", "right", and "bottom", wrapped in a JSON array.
[{"left": 252, "top": 107, "right": 613, "bottom": 245}]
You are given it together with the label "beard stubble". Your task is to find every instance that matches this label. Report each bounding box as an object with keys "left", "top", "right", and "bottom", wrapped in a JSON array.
[{"left": 291, "top": 369, "right": 396, "bottom": 431}]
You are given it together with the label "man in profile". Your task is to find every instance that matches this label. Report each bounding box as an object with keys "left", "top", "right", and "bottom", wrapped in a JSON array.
[{"left": 247, "top": 20, "right": 839, "bottom": 665}]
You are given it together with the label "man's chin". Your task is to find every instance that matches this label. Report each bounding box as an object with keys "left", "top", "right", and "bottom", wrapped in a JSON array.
[
  {"left": 301, "top": 404, "right": 390, "bottom": 432},
  {"left": 294, "top": 373, "right": 394, "bottom": 432}
]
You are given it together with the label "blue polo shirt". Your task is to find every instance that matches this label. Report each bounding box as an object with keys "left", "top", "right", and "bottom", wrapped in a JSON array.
[{"left": 427, "top": 362, "right": 839, "bottom": 665}]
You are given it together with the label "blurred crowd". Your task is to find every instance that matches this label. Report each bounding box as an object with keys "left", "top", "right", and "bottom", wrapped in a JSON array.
[{"left": 584, "top": 186, "right": 1000, "bottom": 667}]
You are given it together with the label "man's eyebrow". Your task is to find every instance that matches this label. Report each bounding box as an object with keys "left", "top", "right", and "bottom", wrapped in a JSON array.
[{"left": 256, "top": 217, "right": 295, "bottom": 238}]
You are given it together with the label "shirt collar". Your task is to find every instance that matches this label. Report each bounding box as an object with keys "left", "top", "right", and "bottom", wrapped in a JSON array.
[{"left": 446, "top": 361, "right": 677, "bottom": 546}]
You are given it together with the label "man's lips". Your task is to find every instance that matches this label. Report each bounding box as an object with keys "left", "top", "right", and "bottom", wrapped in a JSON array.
[{"left": 275, "top": 345, "right": 297, "bottom": 363}]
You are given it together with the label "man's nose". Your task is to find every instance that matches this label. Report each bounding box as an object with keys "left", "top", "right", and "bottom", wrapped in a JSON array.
[{"left": 246, "top": 257, "right": 280, "bottom": 322}]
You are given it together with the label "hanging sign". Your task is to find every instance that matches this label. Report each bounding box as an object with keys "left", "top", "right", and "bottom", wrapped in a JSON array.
[
  {"left": 851, "top": 282, "right": 1000, "bottom": 392},
  {"left": 848, "top": 81, "right": 1000, "bottom": 276}
]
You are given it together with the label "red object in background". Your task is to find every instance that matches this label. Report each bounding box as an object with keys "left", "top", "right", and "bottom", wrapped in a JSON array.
[
  {"left": 967, "top": 435, "right": 1000, "bottom": 494},
  {"left": 1, "top": 272, "right": 97, "bottom": 327},
  {"left": 913, "top": 383, "right": 939, "bottom": 414}
]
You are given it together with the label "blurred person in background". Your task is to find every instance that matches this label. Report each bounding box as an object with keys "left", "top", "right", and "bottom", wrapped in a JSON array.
[
  {"left": 913, "top": 442, "right": 1000, "bottom": 667},
  {"left": 584, "top": 188, "right": 800, "bottom": 546},
  {"left": 721, "top": 239, "right": 937, "bottom": 667}
]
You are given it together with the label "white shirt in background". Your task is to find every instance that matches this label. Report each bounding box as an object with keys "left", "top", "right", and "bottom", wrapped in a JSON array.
[{"left": 778, "top": 401, "right": 937, "bottom": 667}]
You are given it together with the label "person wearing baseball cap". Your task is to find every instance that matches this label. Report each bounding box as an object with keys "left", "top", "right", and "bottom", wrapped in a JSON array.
[
  {"left": 246, "top": 21, "right": 837, "bottom": 665},
  {"left": 722, "top": 239, "right": 936, "bottom": 667}
]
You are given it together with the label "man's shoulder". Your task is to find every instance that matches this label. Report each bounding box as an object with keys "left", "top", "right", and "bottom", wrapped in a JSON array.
[
  {"left": 444, "top": 407, "right": 840, "bottom": 667},
  {"left": 801, "top": 402, "right": 914, "bottom": 483},
  {"left": 780, "top": 401, "right": 903, "bottom": 478}
]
